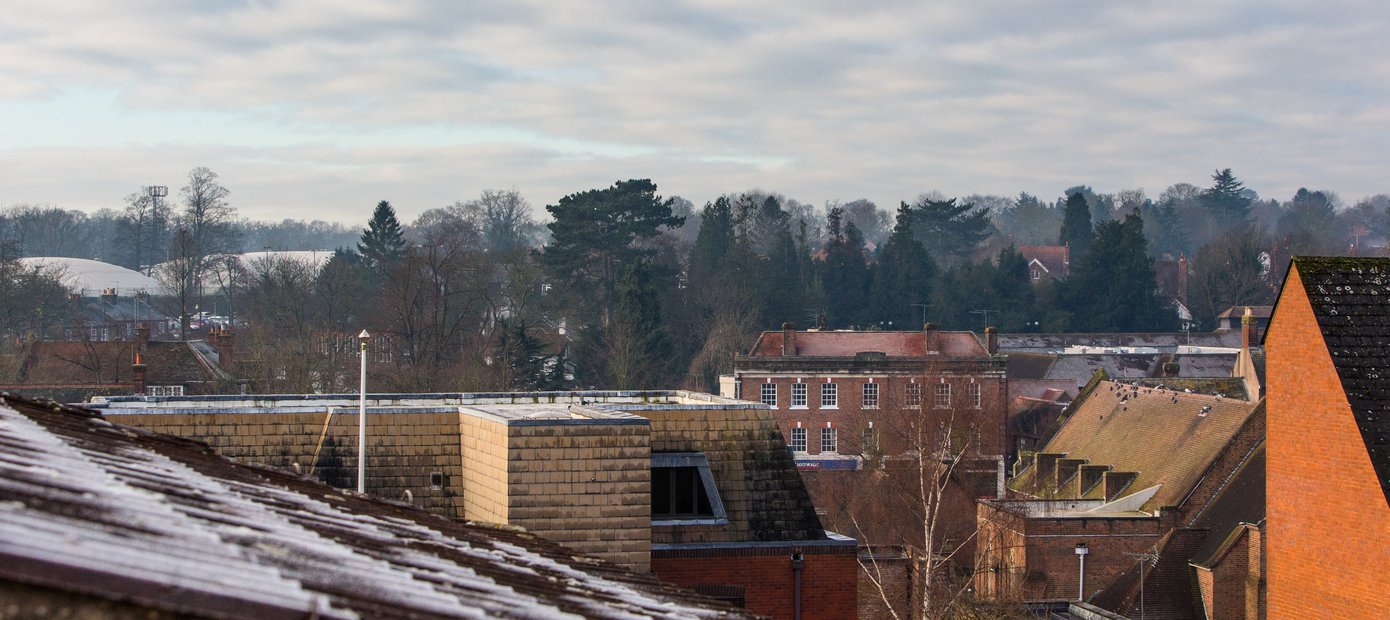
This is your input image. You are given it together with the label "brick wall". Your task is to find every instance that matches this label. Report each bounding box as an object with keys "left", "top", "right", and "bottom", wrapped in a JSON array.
[
  {"left": 651, "top": 546, "right": 858, "bottom": 620},
  {"left": 974, "top": 501, "right": 1164, "bottom": 602},
  {"left": 1267, "top": 268, "right": 1390, "bottom": 618},
  {"left": 1197, "top": 527, "right": 1251, "bottom": 620}
]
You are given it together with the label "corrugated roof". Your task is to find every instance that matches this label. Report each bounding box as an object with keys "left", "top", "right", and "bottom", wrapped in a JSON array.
[
  {"left": 748, "top": 330, "right": 985, "bottom": 357},
  {"left": 0, "top": 392, "right": 750, "bottom": 620},
  {"left": 1013, "top": 381, "right": 1260, "bottom": 511},
  {"left": 1290, "top": 256, "right": 1390, "bottom": 507}
]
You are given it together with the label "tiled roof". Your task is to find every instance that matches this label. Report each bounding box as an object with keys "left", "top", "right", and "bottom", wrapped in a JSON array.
[
  {"left": 1013, "top": 381, "right": 1260, "bottom": 511},
  {"left": 1189, "top": 442, "right": 1265, "bottom": 567},
  {"left": 748, "top": 330, "right": 986, "bottom": 357},
  {"left": 1216, "top": 305, "right": 1273, "bottom": 320},
  {"left": 1020, "top": 245, "right": 1069, "bottom": 277},
  {"left": 1290, "top": 256, "right": 1390, "bottom": 507},
  {"left": 0, "top": 392, "right": 750, "bottom": 619},
  {"left": 15, "top": 340, "right": 228, "bottom": 390}
]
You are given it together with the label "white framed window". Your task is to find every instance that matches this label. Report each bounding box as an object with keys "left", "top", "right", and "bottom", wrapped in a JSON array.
[
  {"left": 969, "top": 383, "right": 982, "bottom": 409},
  {"left": 146, "top": 385, "right": 184, "bottom": 397},
  {"left": 934, "top": 383, "right": 951, "bottom": 409},
  {"left": 862, "top": 382, "right": 879, "bottom": 409},
  {"left": 821, "top": 382, "right": 838, "bottom": 408},
  {"left": 821, "top": 427, "right": 838, "bottom": 453},
  {"left": 761, "top": 382, "right": 777, "bottom": 407},
  {"left": 790, "top": 427, "right": 808, "bottom": 453},
  {"left": 791, "top": 383, "right": 808, "bottom": 408},
  {"left": 1031, "top": 268, "right": 1041, "bottom": 280},
  {"left": 906, "top": 383, "right": 922, "bottom": 407}
]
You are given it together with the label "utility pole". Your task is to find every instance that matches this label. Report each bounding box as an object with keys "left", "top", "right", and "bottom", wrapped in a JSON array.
[{"left": 145, "top": 185, "right": 167, "bottom": 275}]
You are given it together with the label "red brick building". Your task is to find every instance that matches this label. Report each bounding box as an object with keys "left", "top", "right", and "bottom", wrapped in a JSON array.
[
  {"left": 726, "top": 325, "right": 1008, "bottom": 614},
  {"left": 976, "top": 375, "right": 1265, "bottom": 618},
  {"left": 1266, "top": 257, "right": 1390, "bottom": 618}
]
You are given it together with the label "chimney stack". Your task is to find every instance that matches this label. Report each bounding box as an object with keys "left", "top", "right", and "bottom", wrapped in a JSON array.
[
  {"left": 1241, "top": 306, "right": 1253, "bottom": 349},
  {"left": 984, "top": 326, "right": 998, "bottom": 355},
  {"left": 136, "top": 325, "right": 149, "bottom": 348},
  {"left": 132, "top": 352, "right": 147, "bottom": 395},
  {"left": 780, "top": 322, "right": 797, "bottom": 356}
]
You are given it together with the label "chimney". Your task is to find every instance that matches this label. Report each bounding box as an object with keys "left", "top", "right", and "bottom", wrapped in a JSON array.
[
  {"left": 101, "top": 288, "right": 117, "bottom": 305},
  {"left": 984, "top": 326, "right": 998, "bottom": 355},
  {"left": 923, "top": 322, "right": 939, "bottom": 354},
  {"left": 216, "top": 327, "right": 234, "bottom": 367},
  {"left": 136, "top": 324, "right": 149, "bottom": 347},
  {"left": 781, "top": 322, "right": 797, "bottom": 356},
  {"left": 133, "top": 352, "right": 147, "bottom": 395},
  {"left": 1241, "top": 306, "right": 1253, "bottom": 350}
]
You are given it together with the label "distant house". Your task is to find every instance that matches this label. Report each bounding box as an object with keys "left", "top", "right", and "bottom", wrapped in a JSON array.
[
  {"left": 0, "top": 392, "right": 753, "bottom": 620},
  {"left": 1266, "top": 257, "right": 1390, "bottom": 618},
  {"left": 92, "top": 390, "right": 858, "bottom": 620},
  {"left": 1020, "top": 245, "right": 1069, "bottom": 283},
  {"left": 1, "top": 328, "right": 238, "bottom": 401},
  {"left": 976, "top": 376, "right": 1265, "bottom": 618},
  {"left": 1215, "top": 305, "right": 1272, "bottom": 340}
]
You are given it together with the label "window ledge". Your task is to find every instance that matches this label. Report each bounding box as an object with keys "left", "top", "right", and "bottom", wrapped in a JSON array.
[
  {"left": 821, "top": 405, "right": 839, "bottom": 410},
  {"left": 653, "top": 517, "right": 731, "bottom": 527},
  {"left": 789, "top": 405, "right": 809, "bottom": 410}
]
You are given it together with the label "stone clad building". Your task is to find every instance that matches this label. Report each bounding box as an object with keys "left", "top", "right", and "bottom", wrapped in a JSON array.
[{"left": 92, "top": 390, "right": 857, "bottom": 620}]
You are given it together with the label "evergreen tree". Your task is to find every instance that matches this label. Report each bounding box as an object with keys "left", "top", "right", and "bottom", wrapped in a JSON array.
[
  {"left": 1065, "top": 211, "right": 1176, "bottom": 331},
  {"left": 1058, "top": 192, "right": 1093, "bottom": 259},
  {"left": 1201, "top": 168, "right": 1252, "bottom": 232},
  {"left": 604, "top": 260, "right": 674, "bottom": 388},
  {"left": 358, "top": 200, "right": 406, "bottom": 271},
  {"left": 540, "top": 179, "right": 683, "bottom": 326},
  {"left": 688, "top": 197, "right": 735, "bottom": 289},
  {"left": 868, "top": 202, "right": 935, "bottom": 328},
  {"left": 493, "top": 318, "right": 548, "bottom": 390},
  {"left": 990, "top": 245, "right": 1038, "bottom": 331},
  {"left": 818, "top": 207, "right": 870, "bottom": 328},
  {"left": 910, "top": 196, "right": 992, "bottom": 266}
]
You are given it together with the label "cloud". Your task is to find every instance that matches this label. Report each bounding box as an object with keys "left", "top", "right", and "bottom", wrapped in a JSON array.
[{"left": 1, "top": 0, "right": 1388, "bottom": 222}]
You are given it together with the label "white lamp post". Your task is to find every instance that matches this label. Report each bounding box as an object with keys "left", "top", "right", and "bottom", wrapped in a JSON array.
[
  {"left": 1075, "top": 543, "right": 1089, "bottom": 601},
  {"left": 358, "top": 330, "right": 370, "bottom": 493}
]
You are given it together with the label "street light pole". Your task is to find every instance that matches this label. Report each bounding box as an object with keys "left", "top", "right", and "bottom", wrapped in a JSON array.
[
  {"left": 1075, "top": 543, "right": 1088, "bottom": 601},
  {"left": 358, "top": 330, "right": 370, "bottom": 494}
]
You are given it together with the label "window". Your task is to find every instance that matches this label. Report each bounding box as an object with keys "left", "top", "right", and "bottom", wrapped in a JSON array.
[
  {"left": 862, "top": 426, "right": 881, "bottom": 455},
  {"left": 791, "top": 383, "right": 807, "bottom": 408},
  {"left": 821, "top": 382, "right": 838, "bottom": 408},
  {"left": 760, "top": 382, "right": 777, "bottom": 407},
  {"left": 862, "top": 382, "right": 879, "bottom": 408},
  {"left": 906, "top": 383, "right": 922, "bottom": 407},
  {"left": 790, "top": 427, "right": 808, "bottom": 452},
  {"left": 1031, "top": 268, "right": 1041, "bottom": 280},
  {"left": 429, "top": 471, "right": 445, "bottom": 490},
  {"left": 821, "top": 427, "right": 838, "bottom": 453},
  {"left": 934, "top": 383, "right": 951, "bottom": 408},
  {"left": 146, "top": 385, "right": 184, "bottom": 397},
  {"left": 969, "top": 383, "right": 982, "bottom": 409},
  {"left": 651, "top": 452, "right": 727, "bottom": 522}
]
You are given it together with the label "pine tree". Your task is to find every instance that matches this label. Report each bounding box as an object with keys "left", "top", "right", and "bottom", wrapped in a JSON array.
[
  {"left": 868, "top": 201, "right": 935, "bottom": 328},
  {"left": 1058, "top": 192, "right": 1093, "bottom": 259},
  {"left": 910, "top": 197, "right": 991, "bottom": 266},
  {"left": 688, "top": 197, "right": 735, "bottom": 290},
  {"left": 818, "top": 207, "right": 870, "bottom": 328},
  {"left": 1065, "top": 211, "right": 1175, "bottom": 331},
  {"left": 604, "top": 260, "right": 674, "bottom": 388},
  {"left": 358, "top": 200, "right": 406, "bottom": 271},
  {"left": 1202, "top": 169, "right": 1252, "bottom": 232}
]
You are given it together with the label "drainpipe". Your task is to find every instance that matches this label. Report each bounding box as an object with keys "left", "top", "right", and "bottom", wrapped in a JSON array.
[
  {"left": 1075, "top": 543, "right": 1088, "bottom": 601},
  {"left": 791, "top": 551, "right": 805, "bottom": 620}
]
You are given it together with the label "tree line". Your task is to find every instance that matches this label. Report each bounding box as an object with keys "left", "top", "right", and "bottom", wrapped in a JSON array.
[{"left": 1, "top": 168, "right": 1383, "bottom": 392}]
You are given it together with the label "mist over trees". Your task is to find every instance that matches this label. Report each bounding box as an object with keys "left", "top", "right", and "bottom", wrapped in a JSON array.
[{"left": 1, "top": 167, "right": 1385, "bottom": 392}]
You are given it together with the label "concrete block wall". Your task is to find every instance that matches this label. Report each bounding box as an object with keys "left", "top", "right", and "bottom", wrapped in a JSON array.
[
  {"left": 111, "top": 410, "right": 465, "bottom": 517},
  {"left": 639, "top": 406, "right": 821, "bottom": 545},
  {"left": 503, "top": 421, "right": 652, "bottom": 571}
]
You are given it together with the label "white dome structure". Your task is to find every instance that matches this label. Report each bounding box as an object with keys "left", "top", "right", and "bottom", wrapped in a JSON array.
[{"left": 17, "top": 257, "right": 167, "bottom": 296}]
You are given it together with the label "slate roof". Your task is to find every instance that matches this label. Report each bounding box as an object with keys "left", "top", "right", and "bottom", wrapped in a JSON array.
[
  {"left": 1012, "top": 381, "right": 1261, "bottom": 511},
  {"left": 0, "top": 392, "right": 751, "bottom": 620},
  {"left": 996, "top": 331, "right": 1243, "bottom": 353},
  {"left": 748, "top": 330, "right": 986, "bottom": 357},
  {"left": 1189, "top": 442, "right": 1265, "bottom": 567},
  {"left": 1289, "top": 256, "right": 1390, "bottom": 507}
]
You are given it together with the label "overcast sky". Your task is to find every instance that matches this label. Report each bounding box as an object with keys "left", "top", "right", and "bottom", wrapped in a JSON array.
[{"left": 2, "top": 0, "right": 1387, "bottom": 224}]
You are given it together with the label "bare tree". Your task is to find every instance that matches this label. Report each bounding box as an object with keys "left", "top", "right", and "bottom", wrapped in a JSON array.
[
  {"left": 177, "top": 167, "right": 241, "bottom": 270},
  {"left": 121, "top": 189, "right": 173, "bottom": 272},
  {"left": 155, "top": 228, "right": 200, "bottom": 340}
]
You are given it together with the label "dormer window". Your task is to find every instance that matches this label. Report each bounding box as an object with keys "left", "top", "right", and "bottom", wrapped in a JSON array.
[{"left": 651, "top": 452, "right": 728, "bottom": 524}]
